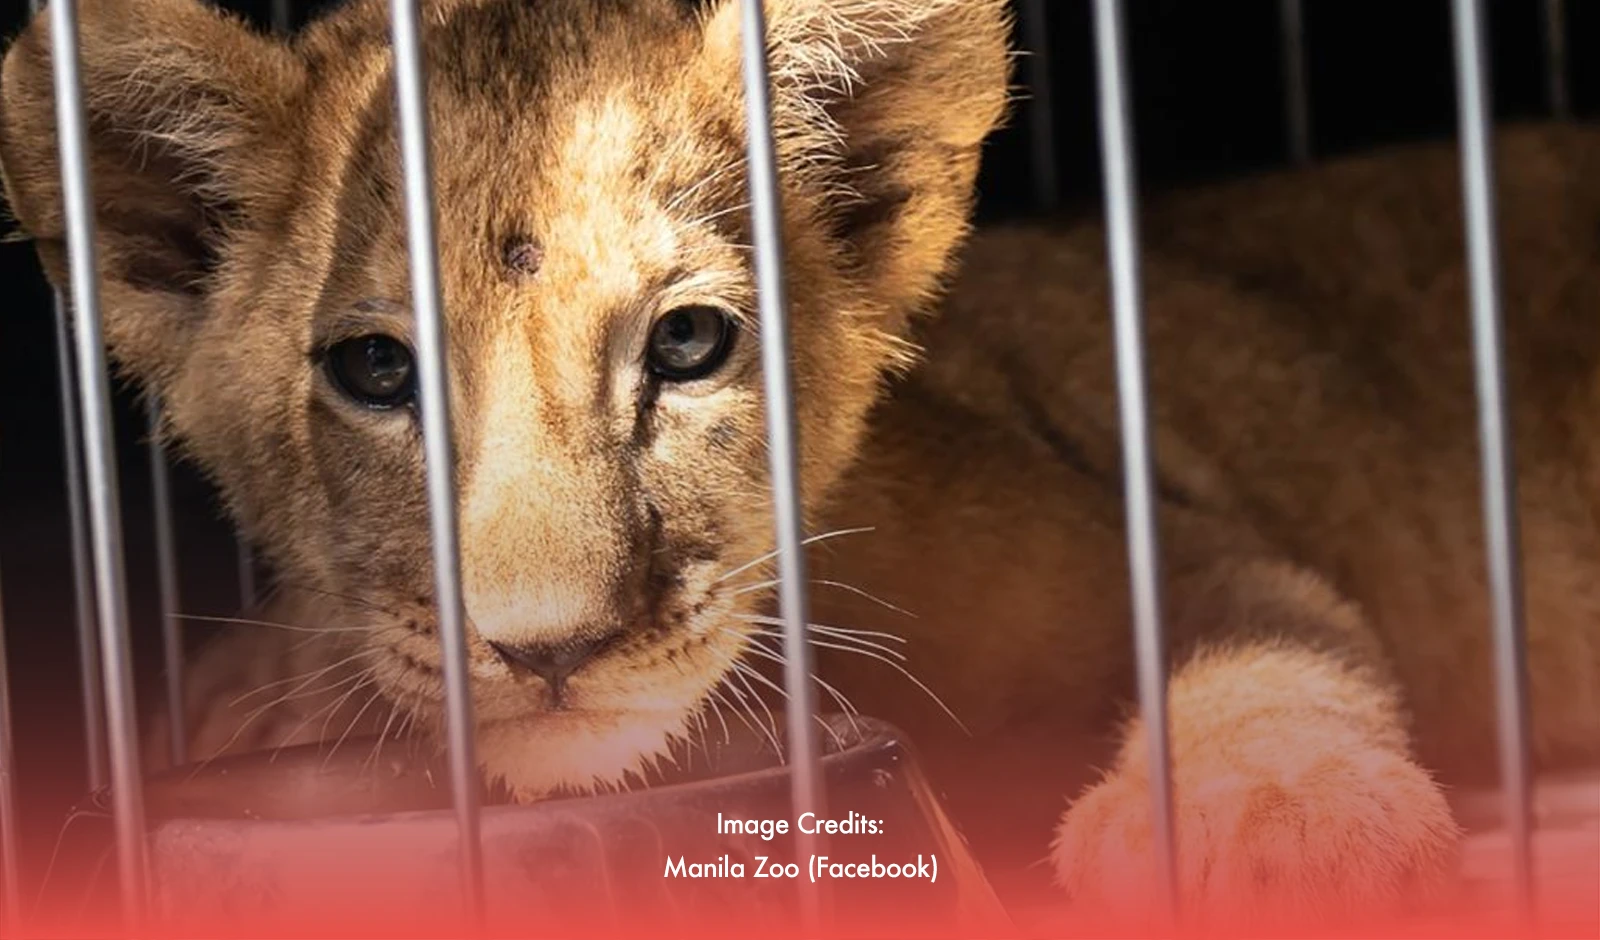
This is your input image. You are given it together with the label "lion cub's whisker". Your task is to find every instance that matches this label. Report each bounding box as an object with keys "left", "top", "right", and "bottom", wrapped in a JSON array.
[
  {"left": 241, "top": 668, "right": 371, "bottom": 731},
  {"left": 717, "top": 634, "right": 858, "bottom": 726},
  {"left": 322, "top": 687, "right": 388, "bottom": 770},
  {"left": 737, "top": 626, "right": 967, "bottom": 734},
  {"left": 183, "top": 666, "right": 374, "bottom": 780},
  {"left": 728, "top": 576, "right": 916, "bottom": 618},
  {"left": 269, "top": 581, "right": 402, "bottom": 617},
  {"left": 174, "top": 612, "right": 375, "bottom": 634},
  {"left": 689, "top": 199, "right": 753, "bottom": 229},
  {"left": 362, "top": 697, "right": 406, "bottom": 771},
  {"left": 721, "top": 630, "right": 865, "bottom": 742},
  {"left": 735, "top": 614, "right": 909, "bottom": 657},
  {"left": 735, "top": 638, "right": 865, "bottom": 720},
  {"left": 709, "top": 652, "right": 783, "bottom": 754},
  {"left": 711, "top": 526, "right": 877, "bottom": 585},
  {"left": 701, "top": 688, "right": 733, "bottom": 745},
  {"left": 226, "top": 647, "right": 373, "bottom": 709},
  {"left": 719, "top": 664, "right": 852, "bottom": 754},
  {"left": 726, "top": 665, "right": 784, "bottom": 753},
  {"left": 707, "top": 683, "right": 772, "bottom": 751},
  {"left": 661, "top": 155, "right": 748, "bottom": 214},
  {"left": 304, "top": 674, "right": 383, "bottom": 757},
  {"left": 685, "top": 704, "right": 716, "bottom": 765}
]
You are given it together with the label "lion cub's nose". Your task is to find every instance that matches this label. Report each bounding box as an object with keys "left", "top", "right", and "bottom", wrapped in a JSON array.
[{"left": 489, "top": 633, "right": 619, "bottom": 705}]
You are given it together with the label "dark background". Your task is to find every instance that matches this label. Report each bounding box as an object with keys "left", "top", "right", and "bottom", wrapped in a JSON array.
[{"left": 0, "top": 0, "right": 1594, "bottom": 898}]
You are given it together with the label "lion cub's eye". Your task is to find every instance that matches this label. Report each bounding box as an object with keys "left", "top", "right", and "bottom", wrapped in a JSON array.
[
  {"left": 647, "top": 306, "right": 737, "bottom": 382},
  {"left": 324, "top": 334, "right": 417, "bottom": 409}
]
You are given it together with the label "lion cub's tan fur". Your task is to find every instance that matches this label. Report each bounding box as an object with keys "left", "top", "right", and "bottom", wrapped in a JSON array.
[{"left": 2, "top": 0, "right": 1597, "bottom": 925}]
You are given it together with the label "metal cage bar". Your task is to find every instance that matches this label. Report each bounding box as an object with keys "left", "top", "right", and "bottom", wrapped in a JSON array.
[
  {"left": 736, "top": 0, "right": 828, "bottom": 930},
  {"left": 52, "top": 287, "right": 108, "bottom": 793},
  {"left": 1090, "top": 0, "right": 1180, "bottom": 921},
  {"left": 147, "top": 403, "right": 187, "bottom": 768},
  {"left": 0, "top": 559, "right": 21, "bottom": 935},
  {"left": 1543, "top": 0, "right": 1569, "bottom": 119},
  {"left": 386, "top": 0, "right": 487, "bottom": 924},
  {"left": 236, "top": 545, "right": 258, "bottom": 611},
  {"left": 1020, "top": 0, "right": 1060, "bottom": 211},
  {"left": 272, "top": 0, "right": 293, "bottom": 35},
  {"left": 48, "top": 0, "right": 151, "bottom": 926},
  {"left": 32, "top": 0, "right": 109, "bottom": 801},
  {"left": 1280, "top": 0, "right": 1311, "bottom": 164},
  {"left": 255, "top": 0, "right": 289, "bottom": 616},
  {"left": 1448, "top": 0, "right": 1536, "bottom": 921}
]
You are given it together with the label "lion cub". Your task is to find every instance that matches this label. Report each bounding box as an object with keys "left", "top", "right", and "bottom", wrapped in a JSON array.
[{"left": 2, "top": 0, "right": 1597, "bottom": 928}]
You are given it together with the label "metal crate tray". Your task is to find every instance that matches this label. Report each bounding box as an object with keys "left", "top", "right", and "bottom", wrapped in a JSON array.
[{"left": 47, "top": 714, "right": 1009, "bottom": 938}]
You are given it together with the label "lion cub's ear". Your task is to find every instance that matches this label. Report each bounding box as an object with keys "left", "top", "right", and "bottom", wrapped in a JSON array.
[
  {"left": 701, "top": 0, "right": 1012, "bottom": 324},
  {"left": 0, "top": 0, "right": 302, "bottom": 385}
]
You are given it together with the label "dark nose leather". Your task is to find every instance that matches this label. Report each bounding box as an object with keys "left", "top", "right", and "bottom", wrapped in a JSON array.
[{"left": 489, "top": 633, "right": 619, "bottom": 702}]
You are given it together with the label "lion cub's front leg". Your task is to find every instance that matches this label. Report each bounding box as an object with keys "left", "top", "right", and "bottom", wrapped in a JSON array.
[{"left": 1052, "top": 561, "right": 1461, "bottom": 930}]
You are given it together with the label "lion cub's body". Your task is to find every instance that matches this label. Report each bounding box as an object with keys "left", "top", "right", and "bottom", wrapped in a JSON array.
[
  {"left": 832, "top": 123, "right": 1600, "bottom": 762},
  {"left": 3, "top": 0, "right": 1598, "bottom": 926},
  {"left": 813, "top": 124, "right": 1600, "bottom": 881}
]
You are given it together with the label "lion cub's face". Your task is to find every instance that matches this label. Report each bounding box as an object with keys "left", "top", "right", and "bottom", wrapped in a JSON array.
[{"left": 0, "top": 0, "right": 1008, "bottom": 794}]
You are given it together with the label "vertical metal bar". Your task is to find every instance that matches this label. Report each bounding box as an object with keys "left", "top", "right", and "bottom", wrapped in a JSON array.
[
  {"left": 201, "top": 0, "right": 264, "bottom": 652},
  {"left": 146, "top": 403, "right": 185, "bottom": 767},
  {"left": 1020, "top": 0, "right": 1060, "bottom": 210},
  {"left": 265, "top": 0, "right": 289, "bottom": 582},
  {"left": 0, "top": 568, "right": 23, "bottom": 935},
  {"left": 32, "top": 0, "right": 108, "bottom": 799},
  {"left": 262, "top": 0, "right": 288, "bottom": 678},
  {"left": 271, "top": 0, "right": 292, "bottom": 35},
  {"left": 236, "top": 545, "right": 257, "bottom": 611},
  {"left": 737, "top": 0, "right": 826, "bottom": 931},
  {"left": 1449, "top": 0, "right": 1535, "bottom": 924},
  {"left": 1280, "top": 0, "right": 1312, "bottom": 164},
  {"left": 52, "top": 297, "right": 109, "bottom": 793},
  {"left": 1542, "top": 0, "right": 1569, "bottom": 119},
  {"left": 50, "top": 0, "right": 151, "bottom": 927},
  {"left": 387, "top": 0, "right": 485, "bottom": 926},
  {"left": 1090, "top": 0, "right": 1179, "bottom": 923}
]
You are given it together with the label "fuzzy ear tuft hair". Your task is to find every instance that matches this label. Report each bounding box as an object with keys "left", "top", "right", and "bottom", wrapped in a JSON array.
[
  {"left": 701, "top": 0, "right": 1014, "bottom": 323},
  {"left": 0, "top": 0, "right": 303, "bottom": 384}
]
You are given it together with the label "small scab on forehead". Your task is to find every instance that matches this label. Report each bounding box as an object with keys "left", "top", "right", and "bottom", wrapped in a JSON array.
[{"left": 501, "top": 236, "right": 545, "bottom": 281}]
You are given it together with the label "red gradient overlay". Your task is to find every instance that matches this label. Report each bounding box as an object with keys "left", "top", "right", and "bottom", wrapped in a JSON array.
[
  {"left": 10, "top": 778, "right": 1596, "bottom": 940},
  {"left": 4, "top": 605, "right": 1593, "bottom": 940},
  {"left": 14, "top": 875, "right": 1600, "bottom": 940}
]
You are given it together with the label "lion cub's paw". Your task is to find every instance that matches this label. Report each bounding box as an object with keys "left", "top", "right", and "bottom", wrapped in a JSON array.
[{"left": 1050, "top": 744, "right": 1462, "bottom": 931}]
